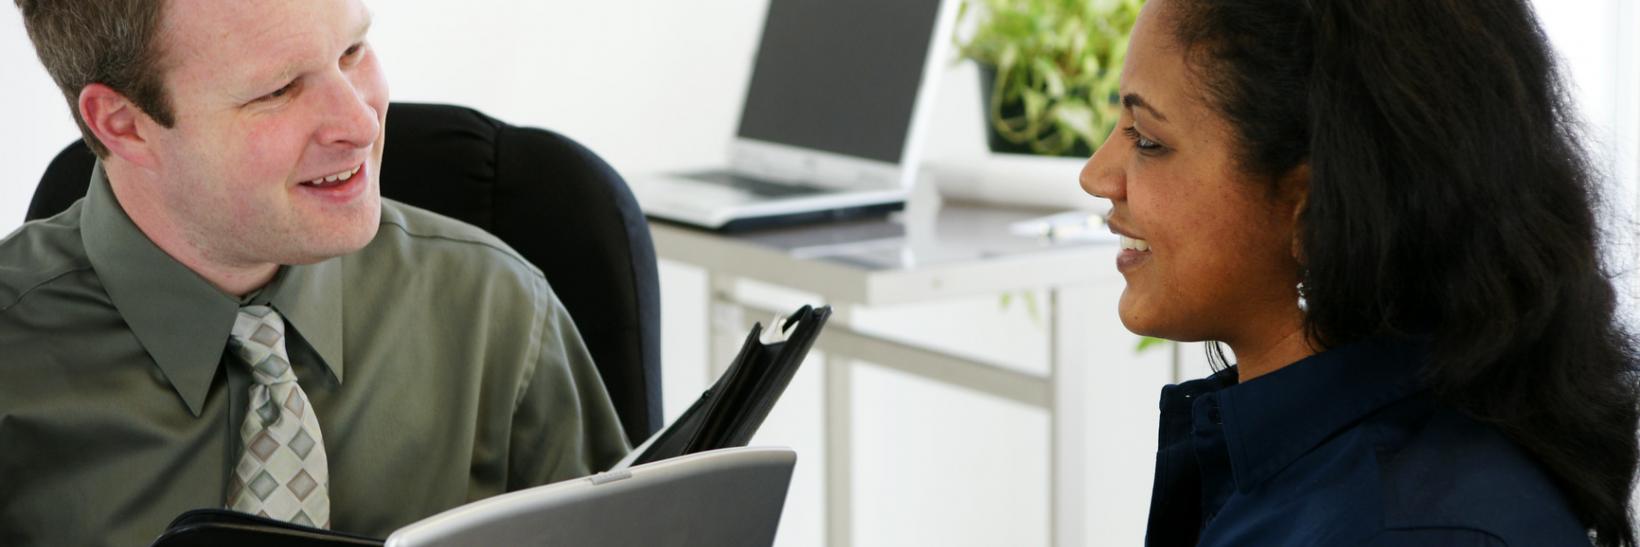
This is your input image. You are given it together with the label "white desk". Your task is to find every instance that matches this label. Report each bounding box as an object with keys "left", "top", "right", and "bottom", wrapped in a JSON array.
[{"left": 651, "top": 199, "right": 1150, "bottom": 547}]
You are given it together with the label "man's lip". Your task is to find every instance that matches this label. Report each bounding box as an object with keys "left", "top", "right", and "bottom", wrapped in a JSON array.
[{"left": 298, "top": 162, "right": 366, "bottom": 185}]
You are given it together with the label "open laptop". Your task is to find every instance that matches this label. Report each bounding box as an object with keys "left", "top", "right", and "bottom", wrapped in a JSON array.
[
  {"left": 383, "top": 447, "right": 797, "bottom": 547},
  {"left": 629, "top": 0, "right": 959, "bottom": 232}
]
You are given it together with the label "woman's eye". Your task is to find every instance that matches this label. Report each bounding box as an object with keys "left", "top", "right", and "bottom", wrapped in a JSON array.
[{"left": 1123, "top": 126, "right": 1162, "bottom": 152}]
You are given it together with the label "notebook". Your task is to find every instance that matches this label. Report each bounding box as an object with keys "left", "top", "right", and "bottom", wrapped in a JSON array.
[
  {"left": 628, "top": 0, "right": 959, "bottom": 231},
  {"left": 384, "top": 447, "right": 796, "bottom": 547}
]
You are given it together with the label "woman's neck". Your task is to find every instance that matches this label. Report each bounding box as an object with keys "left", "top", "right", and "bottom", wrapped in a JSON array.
[{"left": 1230, "top": 321, "right": 1316, "bottom": 382}]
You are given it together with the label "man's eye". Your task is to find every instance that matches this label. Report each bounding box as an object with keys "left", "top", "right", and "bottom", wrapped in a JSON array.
[
  {"left": 263, "top": 81, "right": 297, "bottom": 101},
  {"left": 343, "top": 43, "right": 363, "bottom": 59}
]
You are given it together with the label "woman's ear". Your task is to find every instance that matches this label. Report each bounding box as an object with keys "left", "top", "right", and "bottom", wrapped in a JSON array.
[{"left": 1282, "top": 163, "right": 1310, "bottom": 264}]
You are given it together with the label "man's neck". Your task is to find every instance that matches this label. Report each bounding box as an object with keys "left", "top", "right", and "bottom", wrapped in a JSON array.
[{"left": 105, "top": 165, "right": 278, "bottom": 297}]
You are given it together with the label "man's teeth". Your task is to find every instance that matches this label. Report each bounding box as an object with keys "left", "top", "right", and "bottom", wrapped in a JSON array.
[
  {"left": 308, "top": 165, "right": 360, "bottom": 185},
  {"left": 1120, "top": 235, "right": 1151, "bottom": 252}
]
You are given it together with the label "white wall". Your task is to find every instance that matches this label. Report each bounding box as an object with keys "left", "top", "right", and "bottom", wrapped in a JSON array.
[
  {"left": 0, "top": 11, "right": 80, "bottom": 225},
  {"left": 2, "top": 2, "right": 1637, "bottom": 546},
  {"left": 1532, "top": 0, "right": 1640, "bottom": 314}
]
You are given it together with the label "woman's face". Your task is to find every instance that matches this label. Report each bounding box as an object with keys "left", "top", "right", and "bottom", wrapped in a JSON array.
[{"left": 1080, "top": 0, "right": 1305, "bottom": 348}]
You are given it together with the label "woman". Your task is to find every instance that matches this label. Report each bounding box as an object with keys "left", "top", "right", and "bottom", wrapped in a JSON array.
[{"left": 1080, "top": 0, "right": 1639, "bottom": 545}]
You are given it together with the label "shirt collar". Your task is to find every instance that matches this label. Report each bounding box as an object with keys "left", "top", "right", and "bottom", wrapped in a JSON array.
[
  {"left": 80, "top": 164, "right": 346, "bottom": 417},
  {"left": 265, "top": 257, "right": 346, "bottom": 386},
  {"left": 1214, "top": 336, "right": 1428, "bottom": 492}
]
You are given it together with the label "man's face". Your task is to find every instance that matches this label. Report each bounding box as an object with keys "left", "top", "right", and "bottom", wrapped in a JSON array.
[{"left": 145, "top": 0, "right": 387, "bottom": 268}]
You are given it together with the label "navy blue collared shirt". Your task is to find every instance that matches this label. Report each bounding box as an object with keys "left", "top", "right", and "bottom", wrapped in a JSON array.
[{"left": 1145, "top": 338, "right": 1590, "bottom": 546}]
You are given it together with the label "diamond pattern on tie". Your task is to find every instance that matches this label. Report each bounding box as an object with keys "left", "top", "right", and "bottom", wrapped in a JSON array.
[{"left": 225, "top": 306, "right": 331, "bottom": 529}]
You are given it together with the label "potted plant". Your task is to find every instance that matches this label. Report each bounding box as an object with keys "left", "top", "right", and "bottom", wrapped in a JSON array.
[{"left": 955, "top": 0, "right": 1144, "bottom": 158}]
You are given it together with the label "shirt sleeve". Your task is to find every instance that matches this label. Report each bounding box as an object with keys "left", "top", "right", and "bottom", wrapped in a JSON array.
[
  {"left": 504, "top": 282, "right": 633, "bottom": 490},
  {"left": 1362, "top": 528, "right": 1510, "bottom": 547}
]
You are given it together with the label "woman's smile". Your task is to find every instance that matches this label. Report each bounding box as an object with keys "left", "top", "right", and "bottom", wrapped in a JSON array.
[{"left": 1117, "top": 235, "right": 1152, "bottom": 272}]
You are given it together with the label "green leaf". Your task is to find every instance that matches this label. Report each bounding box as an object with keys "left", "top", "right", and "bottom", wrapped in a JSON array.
[
  {"left": 1021, "top": 89, "right": 1046, "bottom": 123},
  {"left": 1032, "top": 57, "right": 1065, "bottom": 97},
  {"left": 1135, "top": 336, "right": 1171, "bottom": 353},
  {"left": 1051, "top": 100, "right": 1098, "bottom": 145}
]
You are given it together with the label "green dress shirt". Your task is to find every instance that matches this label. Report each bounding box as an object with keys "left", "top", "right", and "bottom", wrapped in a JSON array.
[{"left": 0, "top": 165, "right": 631, "bottom": 546}]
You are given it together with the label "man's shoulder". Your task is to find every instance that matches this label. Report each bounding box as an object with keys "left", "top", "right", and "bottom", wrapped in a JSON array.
[
  {"left": 0, "top": 201, "right": 93, "bottom": 311},
  {"left": 352, "top": 199, "right": 552, "bottom": 308},
  {"left": 368, "top": 198, "right": 540, "bottom": 277}
]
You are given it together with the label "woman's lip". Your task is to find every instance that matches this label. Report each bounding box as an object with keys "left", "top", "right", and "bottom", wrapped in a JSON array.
[
  {"left": 1106, "top": 218, "right": 1143, "bottom": 240},
  {"left": 1116, "top": 248, "right": 1151, "bottom": 273}
]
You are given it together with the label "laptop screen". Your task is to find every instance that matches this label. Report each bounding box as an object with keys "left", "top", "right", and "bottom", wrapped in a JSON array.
[{"left": 735, "top": 0, "right": 944, "bottom": 165}]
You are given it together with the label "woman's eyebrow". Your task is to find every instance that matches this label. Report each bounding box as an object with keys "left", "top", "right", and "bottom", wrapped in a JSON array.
[{"left": 1122, "top": 93, "right": 1170, "bottom": 123}]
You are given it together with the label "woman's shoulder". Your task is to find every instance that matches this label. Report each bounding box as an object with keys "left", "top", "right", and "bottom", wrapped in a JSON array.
[{"left": 1366, "top": 398, "right": 1589, "bottom": 545}]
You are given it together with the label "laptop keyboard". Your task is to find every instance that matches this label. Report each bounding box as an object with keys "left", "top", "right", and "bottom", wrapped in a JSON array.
[{"left": 679, "top": 171, "right": 835, "bottom": 199}]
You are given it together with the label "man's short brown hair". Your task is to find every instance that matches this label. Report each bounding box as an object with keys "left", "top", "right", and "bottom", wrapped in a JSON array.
[{"left": 16, "top": 0, "right": 175, "bottom": 157}]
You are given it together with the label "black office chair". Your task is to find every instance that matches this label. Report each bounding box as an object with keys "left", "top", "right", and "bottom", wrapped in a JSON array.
[{"left": 27, "top": 102, "right": 663, "bottom": 444}]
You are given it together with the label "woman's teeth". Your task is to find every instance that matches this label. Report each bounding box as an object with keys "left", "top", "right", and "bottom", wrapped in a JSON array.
[{"left": 1121, "top": 235, "right": 1151, "bottom": 252}]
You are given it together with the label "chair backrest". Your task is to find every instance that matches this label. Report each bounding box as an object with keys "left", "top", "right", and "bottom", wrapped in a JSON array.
[{"left": 27, "top": 102, "right": 663, "bottom": 443}]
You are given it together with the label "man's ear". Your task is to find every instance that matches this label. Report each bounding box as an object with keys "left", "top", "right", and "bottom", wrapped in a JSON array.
[
  {"left": 1282, "top": 162, "right": 1310, "bottom": 264},
  {"left": 78, "top": 83, "right": 161, "bottom": 169}
]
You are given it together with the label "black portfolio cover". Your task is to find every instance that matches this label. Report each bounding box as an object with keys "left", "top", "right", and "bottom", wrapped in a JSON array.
[
  {"left": 626, "top": 302, "right": 833, "bottom": 465},
  {"left": 627, "top": 305, "right": 830, "bottom": 467}
]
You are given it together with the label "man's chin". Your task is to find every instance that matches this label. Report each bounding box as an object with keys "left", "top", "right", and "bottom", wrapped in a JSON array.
[{"left": 283, "top": 211, "right": 382, "bottom": 265}]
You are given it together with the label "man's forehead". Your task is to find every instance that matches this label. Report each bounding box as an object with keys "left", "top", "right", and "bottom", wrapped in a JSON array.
[{"left": 161, "top": 0, "right": 370, "bottom": 84}]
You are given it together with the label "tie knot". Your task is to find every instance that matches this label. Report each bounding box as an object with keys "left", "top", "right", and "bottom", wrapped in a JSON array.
[{"left": 230, "top": 305, "right": 295, "bottom": 385}]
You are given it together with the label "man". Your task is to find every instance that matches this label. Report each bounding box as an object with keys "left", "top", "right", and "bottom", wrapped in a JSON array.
[{"left": 0, "top": 0, "right": 630, "bottom": 545}]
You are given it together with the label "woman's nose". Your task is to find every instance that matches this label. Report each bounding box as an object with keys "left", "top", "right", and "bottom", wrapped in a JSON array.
[{"left": 1080, "top": 127, "right": 1126, "bottom": 203}]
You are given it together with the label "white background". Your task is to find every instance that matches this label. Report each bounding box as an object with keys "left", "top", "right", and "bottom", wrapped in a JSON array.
[{"left": 2, "top": 2, "right": 1635, "bottom": 545}]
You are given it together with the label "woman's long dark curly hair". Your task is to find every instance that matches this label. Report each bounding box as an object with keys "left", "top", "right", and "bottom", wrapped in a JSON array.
[{"left": 1167, "top": 0, "right": 1640, "bottom": 544}]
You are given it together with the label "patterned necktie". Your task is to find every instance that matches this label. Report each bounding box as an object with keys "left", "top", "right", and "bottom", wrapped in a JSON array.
[{"left": 225, "top": 305, "right": 331, "bottom": 528}]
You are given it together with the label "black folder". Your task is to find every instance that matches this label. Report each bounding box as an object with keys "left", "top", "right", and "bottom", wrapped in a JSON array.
[
  {"left": 149, "top": 304, "right": 829, "bottom": 546},
  {"left": 624, "top": 304, "right": 830, "bottom": 467}
]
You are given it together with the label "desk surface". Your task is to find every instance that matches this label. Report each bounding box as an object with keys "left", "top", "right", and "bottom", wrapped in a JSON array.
[{"left": 649, "top": 201, "right": 1121, "bottom": 306}]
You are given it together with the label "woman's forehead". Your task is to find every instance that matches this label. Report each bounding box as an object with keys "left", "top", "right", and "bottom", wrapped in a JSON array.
[{"left": 1119, "top": 0, "right": 1215, "bottom": 129}]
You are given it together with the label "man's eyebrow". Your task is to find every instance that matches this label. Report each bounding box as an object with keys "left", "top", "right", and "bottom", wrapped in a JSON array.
[
  {"left": 242, "top": 14, "right": 374, "bottom": 98},
  {"left": 1122, "top": 93, "right": 1170, "bottom": 123}
]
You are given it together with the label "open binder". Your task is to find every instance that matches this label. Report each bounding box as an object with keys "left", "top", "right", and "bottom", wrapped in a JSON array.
[{"left": 149, "top": 304, "right": 830, "bottom": 547}]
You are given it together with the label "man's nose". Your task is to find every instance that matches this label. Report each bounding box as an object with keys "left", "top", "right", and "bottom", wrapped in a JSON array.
[{"left": 314, "top": 77, "right": 381, "bottom": 149}]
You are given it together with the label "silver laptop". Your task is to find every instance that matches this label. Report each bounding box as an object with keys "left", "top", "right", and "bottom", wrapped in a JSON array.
[
  {"left": 629, "top": 0, "right": 959, "bottom": 231},
  {"left": 384, "top": 447, "right": 797, "bottom": 547}
]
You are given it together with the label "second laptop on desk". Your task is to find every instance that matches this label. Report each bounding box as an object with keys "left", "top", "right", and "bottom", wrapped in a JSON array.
[{"left": 628, "top": 0, "right": 958, "bottom": 232}]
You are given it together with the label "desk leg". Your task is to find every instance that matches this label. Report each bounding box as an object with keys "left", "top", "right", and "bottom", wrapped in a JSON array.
[
  {"left": 1050, "top": 288, "right": 1091, "bottom": 547},
  {"left": 707, "top": 274, "right": 743, "bottom": 381},
  {"left": 825, "top": 305, "right": 854, "bottom": 547}
]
